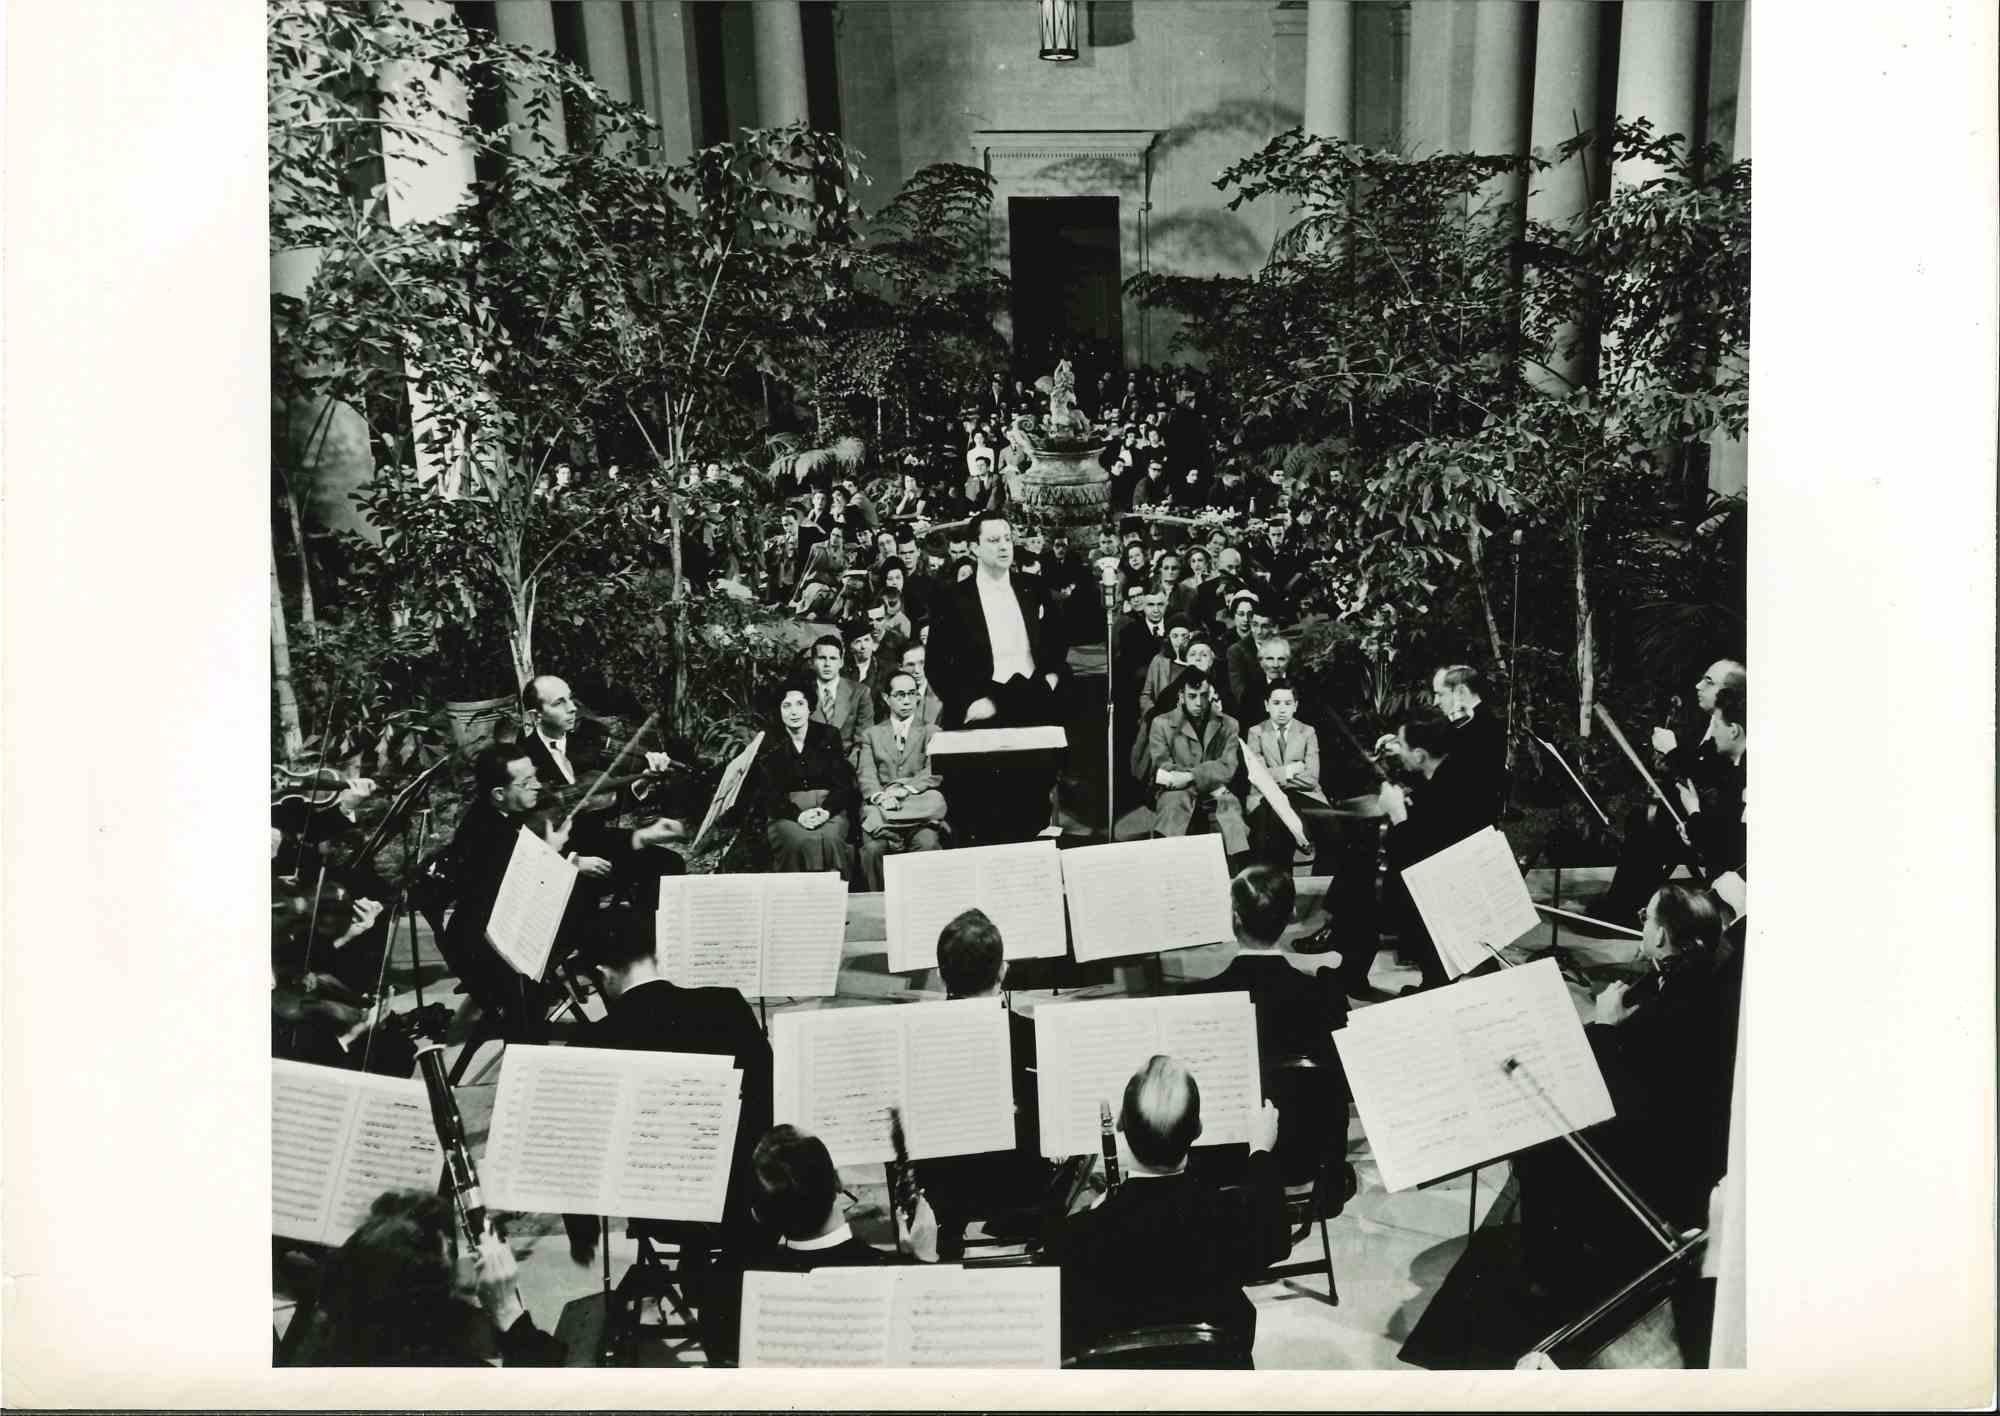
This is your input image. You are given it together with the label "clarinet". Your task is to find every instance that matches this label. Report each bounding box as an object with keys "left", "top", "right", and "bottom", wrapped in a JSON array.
[
  {"left": 413, "top": 1040, "right": 491, "bottom": 1249},
  {"left": 1099, "top": 1100, "right": 1122, "bottom": 1190},
  {"left": 887, "top": 1105, "right": 921, "bottom": 1230}
]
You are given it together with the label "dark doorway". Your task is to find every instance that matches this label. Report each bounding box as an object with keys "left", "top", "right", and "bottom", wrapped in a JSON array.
[{"left": 1008, "top": 196, "right": 1122, "bottom": 376}]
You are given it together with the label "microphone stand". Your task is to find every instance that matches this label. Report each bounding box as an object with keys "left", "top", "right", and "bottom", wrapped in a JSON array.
[{"left": 1095, "top": 556, "right": 1121, "bottom": 841}]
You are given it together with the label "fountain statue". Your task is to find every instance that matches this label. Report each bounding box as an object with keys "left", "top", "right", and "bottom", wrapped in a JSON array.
[{"left": 1001, "top": 359, "right": 1113, "bottom": 529}]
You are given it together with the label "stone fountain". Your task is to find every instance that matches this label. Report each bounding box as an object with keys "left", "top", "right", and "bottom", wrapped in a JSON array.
[{"left": 1001, "top": 359, "right": 1112, "bottom": 530}]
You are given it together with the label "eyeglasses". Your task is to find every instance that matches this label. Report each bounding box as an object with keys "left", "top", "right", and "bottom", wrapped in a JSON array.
[{"left": 889, "top": 688, "right": 919, "bottom": 698}]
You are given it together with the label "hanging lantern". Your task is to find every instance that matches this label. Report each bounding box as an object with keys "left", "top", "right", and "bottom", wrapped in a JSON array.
[{"left": 1038, "top": 0, "right": 1079, "bottom": 61}]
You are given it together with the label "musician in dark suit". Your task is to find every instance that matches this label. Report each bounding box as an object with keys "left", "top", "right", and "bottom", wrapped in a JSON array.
[
  {"left": 440, "top": 743, "right": 680, "bottom": 1035},
  {"left": 1186, "top": 869, "right": 1351, "bottom": 1201},
  {"left": 699, "top": 1124, "right": 924, "bottom": 1365},
  {"left": 519, "top": 673, "right": 689, "bottom": 880},
  {"left": 924, "top": 512, "right": 1071, "bottom": 844},
  {"left": 1432, "top": 663, "right": 1507, "bottom": 824},
  {"left": 561, "top": 911, "right": 775, "bottom": 1264},
  {"left": 1046, "top": 1057, "right": 1287, "bottom": 1362},
  {"left": 1380, "top": 708, "right": 1499, "bottom": 992},
  {"left": 912, "top": 908, "right": 1049, "bottom": 1262}
]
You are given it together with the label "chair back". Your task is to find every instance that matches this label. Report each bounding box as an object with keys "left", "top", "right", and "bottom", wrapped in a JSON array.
[
  {"left": 1265, "top": 1054, "right": 1344, "bottom": 1191},
  {"left": 1064, "top": 1321, "right": 1252, "bottom": 1370}
]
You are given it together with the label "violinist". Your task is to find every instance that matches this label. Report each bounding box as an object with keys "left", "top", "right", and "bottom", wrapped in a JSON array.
[
  {"left": 521, "top": 674, "right": 689, "bottom": 876},
  {"left": 1431, "top": 664, "right": 1507, "bottom": 823},
  {"left": 1595, "top": 660, "right": 1747, "bottom": 923},
  {"left": 1379, "top": 709, "right": 1498, "bottom": 993},
  {"left": 440, "top": 744, "right": 682, "bottom": 1041}
]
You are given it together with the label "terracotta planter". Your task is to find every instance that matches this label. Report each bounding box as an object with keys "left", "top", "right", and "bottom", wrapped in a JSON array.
[{"left": 443, "top": 695, "right": 516, "bottom": 756}]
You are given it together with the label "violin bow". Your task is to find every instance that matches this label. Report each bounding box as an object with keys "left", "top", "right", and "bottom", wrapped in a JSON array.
[
  {"left": 559, "top": 711, "right": 661, "bottom": 834},
  {"left": 1592, "top": 704, "right": 1697, "bottom": 849},
  {"left": 1325, "top": 711, "right": 1391, "bottom": 782}
]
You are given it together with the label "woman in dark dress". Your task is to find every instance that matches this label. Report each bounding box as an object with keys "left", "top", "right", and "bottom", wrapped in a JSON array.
[{"left": 754, "top": 675, "right": 858, "bottom": 876}]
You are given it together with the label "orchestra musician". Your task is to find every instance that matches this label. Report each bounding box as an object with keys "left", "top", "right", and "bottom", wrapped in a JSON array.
[
  {"left": 1596, "top": 661, "right": 1747, "bottom": 922},
  {"left": 912, "top": 908, "right": 1049, "bottom": 1261},
  {"left": 519, "top": 674, "right": 686, "bottom": 874},
  {"left": 924, "top": 512, "right": 1071, "bottom": 844},
  {"left": 560, "top": 911, "right": 774, "bottom": 1265},
  {"left": 440, "top": 742, "right": 682, "bottom": 1038},
  {"left": 1379, "top": 708, "right": 1498, "bottom": 993},
  {"left": 1046, "top": 1057, "right": 1286, "bottom": 1363},
  {"left": 1514, "top": 883, "right": 1734, "bottom": 1304},
  {"left": 1431, "top": 663, "right": 1506, "bottom": 823}
]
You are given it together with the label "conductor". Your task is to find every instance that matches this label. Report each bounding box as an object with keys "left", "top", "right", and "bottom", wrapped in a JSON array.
[{"left": 924, "top": 512, "right": 1071, "bottom": 844}]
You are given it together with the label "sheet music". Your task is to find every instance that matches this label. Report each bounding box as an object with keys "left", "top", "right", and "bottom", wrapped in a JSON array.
[
  {"left": 1033, "top": 997, "right": 1163, "bottom": 1159},
  {"left": 657, "top": 872, "right": 845, "bottom": 999},
  {"left": 1058, "top": 836, "right": 1234, "bottom": 962},
  {"left": 1400, "top": 827, "right": 1542, "bottom": 977},
  {"left": 658, "top": 875, "right": 764, "bottom": 995},
  {"left": 607, "top": 1064, "right": 743, "bottom": 1224},
  {"left": 272, "top": 1062, "right": 444, "bottom": 1246},
  {"left": 899, "top": 998, "right": 1016, "bottom": 1161},
  {"left": 741, "top": 1267, "right": 1061, "bottom": 1369},
  {"left": 772, "top": 1007, "right": 903, "bottom": 1165},
  {"left": 693, "top": 731, "right": 764, "bottom": 851},
  {"left": 486, "top": 826, "right": 577, "bottom": 979},
  {"left": 481, "top": 1045, "right": 742, "bottom": 1221},
  {"left": 741, "top": 1268, "right": 897, "bottom": 1367},
  {"left": 927, "top": 724, "right": 1068, "bottom": 756},
  {"left": 1153, "top": 992, "right": 1263, "bottom": 1148},
  {"left": 1712, "top": 870, "right": 1748, "bottom": 919},
  {"left": 772, "top": 1000, "right": 1016, "bottom": 1164},
  {"left": 885, "top": 841, "right": 1066, "bottom": 973},
  {"left": 1335, "top": 959, "right": 1614, "bottom": 1191},
  {"left": 759, "top": 872, "right": 848, "bottom": 997},
  {"left": 890, "top": 1266, "right": 1061, "bottom": 1368}
]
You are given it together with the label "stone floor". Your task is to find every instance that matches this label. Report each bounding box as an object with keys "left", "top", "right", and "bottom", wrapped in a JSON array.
[{"left": 276, "top": 866, "right": 1647, "bottom": 1370}]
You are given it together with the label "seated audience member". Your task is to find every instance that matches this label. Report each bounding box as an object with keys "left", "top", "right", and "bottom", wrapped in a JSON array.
[
  {"left": 561, "top": 911, "right": 774, "bottom": 1264},
  {"left": 791, "top": 525, "right": 848, "bottom": 617},
  {"left": 1514, "top": 884, "right": 1735, "bottom": 1304},
  {"left": 1225, "top": 611, "right": 1277, "bottom": 712},
  {"left": 751, "top": 675, "right": 857, "bottom": 876},
  {"left": 282, "top": 1189, "right": 564, "bottom": 1366},
  {"left": 1047, "top": 1057, "right": 1287, "bottom": 1363},
  {"left": 877, "top": 590, "right": 914, "bottom": 646},
  {"left": 1147, "top": 668, "right": 1251, "bottom": 869},
  {"left": 857, "top": 671, "right": 948, "bottom": 889},
  {"left": 1137, "top": 613, "right": 1193, "bottom": 720},
  {"left": 805, "top": 632, "right": 873, "bottom": 765},
  {"left": 1187, "top": 868, "right": 1352, "bottom": 1200},
  {"left": 1131, "top": 637, "right": 1216, "bottom": 783},
  {"left": 1243, "top": 680, "right": 1336, "bottom": 872},
  {"left": 898, "top": 642, "right": 945, "bottom": 730},
  {"left": 912, "top": 908, "right": 1050, "bottom": 1261}
]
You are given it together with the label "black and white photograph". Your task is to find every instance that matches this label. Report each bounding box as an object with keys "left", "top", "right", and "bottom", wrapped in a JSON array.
[{"left": 1, "top": 0, "right": 1993, "bottom": 1406}]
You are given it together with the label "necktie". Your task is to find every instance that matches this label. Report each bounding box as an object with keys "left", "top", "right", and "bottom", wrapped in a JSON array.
[
  {"left": 1277, "top": 728, "right": 1288, "bottom": 760},
  {"left": 820, "top": 686, "right": 835, "bottom": 717}
]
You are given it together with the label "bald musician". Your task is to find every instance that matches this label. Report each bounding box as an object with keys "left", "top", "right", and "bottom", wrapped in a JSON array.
[{"left": 1047, "top": 1056, "right": 1286, "bottom": 1362}]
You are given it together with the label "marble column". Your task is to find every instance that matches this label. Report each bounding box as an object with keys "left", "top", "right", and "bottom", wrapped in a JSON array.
[
  {"left": 1708, "top": 3, "right": 1750, "bottom": 497},
  {"left": 1303, "top": 1, "right": 1353, "bottom": 141},
  {"left": 1467, "top": 1, "right": 1532, "bottom": 217},
  {"left": 753, "top": 0, "right": 811, "bottom": 129},
  {"left": 380, "top": 0, "right": 476, "bottom": 486},
  {"left": 1526, "top": 0, "right": 1604, "bottom": 390},
  {"left": 644, "top": 2, "right": 701, "bottom": 168},
  {"left": 580, "top": 1, "right": 638, "bottom": 106},
  {"left": 491, "top": 0, "right": 567, "bottom": 155},
  {"left": 1401, "top": 0, "right": 1456, "bottom": 156},
  {"left": 1613, "top": 0, "right": 1703, "bottom": 188}
]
